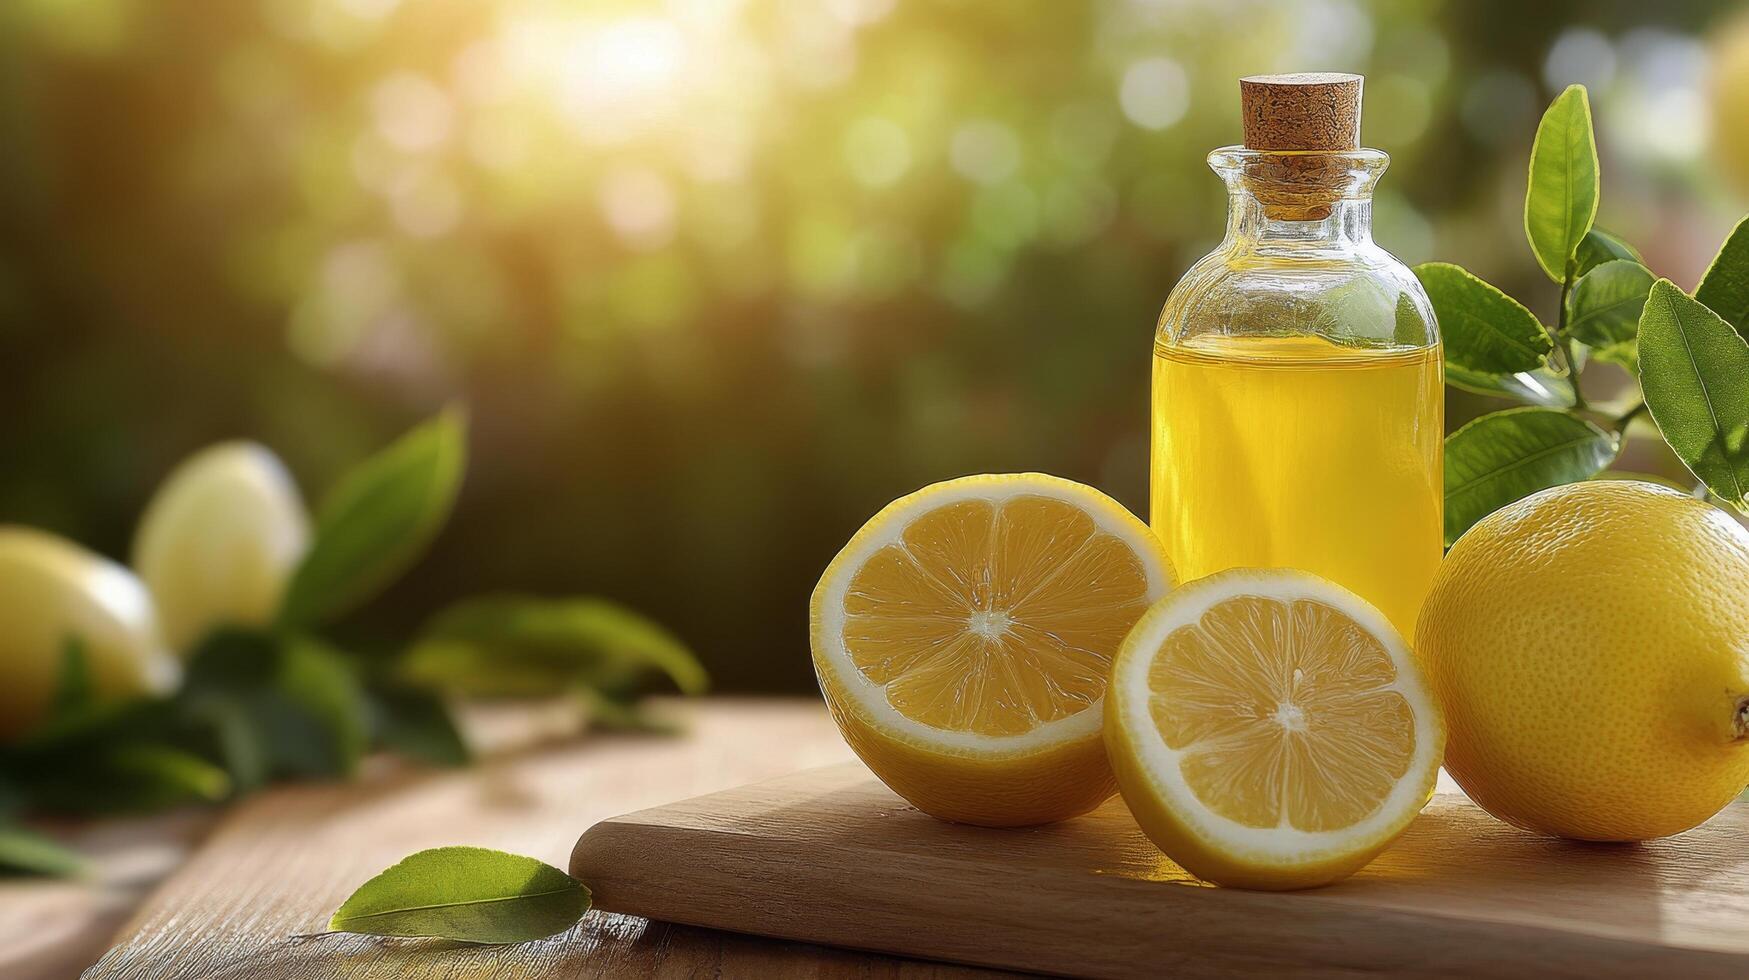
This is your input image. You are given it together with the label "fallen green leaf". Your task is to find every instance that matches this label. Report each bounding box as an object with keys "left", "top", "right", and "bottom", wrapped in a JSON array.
[
  {"left": 329, "top": 846, "right": 590, "bottom": 944},
  {"left": 1565, "top": 259, "right": 1653, "bottom": 351},
  {"left": 1637, "top": 279, "right": 1749, "bottom": 510},
  {"left": 1524, "top": 84, "right": 1600, "bottom": 282},
  {"left": 1695, "top": 215, "right": 1749, "bottom": 340},
  {"left": 1414, "top": 262, "right": 1553, "bottom": 375},
  {"left": 1444, "top": 407, "right": 1619, "bottom": 545},
  {"left": 279, "top": 407, "right": 467, "bottom": 628}
]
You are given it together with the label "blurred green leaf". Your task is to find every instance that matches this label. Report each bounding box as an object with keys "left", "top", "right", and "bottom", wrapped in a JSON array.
[
  {"left": 0, "top": 825, "right": 84, "bottom": 878},
  {"left": 27, "top": 744, "right": 230, "bottom": 814},
  {"left": 1524, "top": 84, "right": 1599, "bottom": 283},
  {"left": 1574, "top": 228, "right": 1643, "bottom": 277},
  {"left": 1444, "top": 408, "right": 1619, "bottom": 546},
  {"left": 1695, "top": 215, "right": 1749, "bottom": 339},
  {"left": 330, "top": 846, "right": 590, "bottom": 943},
  {"left": 195, "top": 697, "right": 269, "bottom": 794},
  {"left": 576, "top": 689, "right": 680, "bottom": 734},
  {"left": 271, "top": 638, "right": 370, "bottom": 778},
  {"left": 279, "top": 407, "right": 467, "bottom": 628},
  {"left": 402, "top": 596, "right": 707, "bottom": 700},
  {"left": 181, "top": 630, "right": 369, "bottom": 781},
  {"left": 370, "top": 685, "right": 470, "bottom": 768},
  {"left": 48, "top": 636, "right": 94, "bottom": 722},
  {"left": 1592, "top": 342, "right": 1639, "bottom": 374},
  {"left": 1443, "top": 363, "right": 1575, "bottom": 407},
  {"left": 1638, "top": 279, "right": 1749, "bottom": 510},
  {"left": 1565, "top": 259, "right": 1652, "bottom": 351},
  {"left": 1415, "top": 262, "right": 1552, "bottom": 374}
]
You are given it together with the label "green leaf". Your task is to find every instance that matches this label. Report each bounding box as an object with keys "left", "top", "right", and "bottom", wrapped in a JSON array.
[
  {"left": 371, "top": 685, "right": 470, "bottom": 768},
  {"left": 28, "top": 745, "right": 232, "bottom": 814},
  {"left": 401, "top": 596, "right": 707, "bottom": 699},
  {"left": 1524, "top": 84, "right": 1600, "bottom": 282},
  {"left": 180, "top": 630, "right": 369, "bottom": 780},
  {"left": 272, "top": 638, "right": 370, "bottom": 778},
  {"left": 1695, "top": 215, "right": 1749, "bottom": 339},
  {"left": 198, "top": 698, "right": 270, "bottom": 793},
  {"left": 1566, "top": 259, "right": 1654, "bottom": 351},
  {"left": 279, "top": 408, "right": 467, "bottom": 628},
  {"left": 1592, "top": 342, "right": 1639, "bottom": 374},
  {"left": 1414, "top": 262, "right": 1553, "bottom": 374},
  {"left": 1443, "top": 363, "right": 1576, "bottom": 407},
  {"left": 1574, "top": 228, "right": 1642, "bottom": 277},
  {"left": 0, "top": 825, "right": 85, "bottom": 877},
  {"left": 48, "top": 637, "right": 94, "bottom": 721},
  {"left": 1444, "top": 408, "right": 1619, "bottom": 546},
  {"left": 1637, "top": 279, "right": 1749, "bottom": 510},
  {"left": 329, "top": 846, "right": 590, "bottom": 944}
]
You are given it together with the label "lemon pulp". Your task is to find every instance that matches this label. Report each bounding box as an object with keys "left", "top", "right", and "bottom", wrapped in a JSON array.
[
  {"left": 1150, "top": 594, "right": 1416, "bottom": 832},
  {"left": 843, "top": 495, "right": 1153, "bottom": 735}
]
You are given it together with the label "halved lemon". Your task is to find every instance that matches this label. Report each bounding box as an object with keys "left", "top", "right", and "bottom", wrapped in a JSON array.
[
  {"left": 810, "top": 473, "right": 1176, "bottom": 826},
  {"left": 1105, "top": 568, "right": 1444, "bottom": 889}
]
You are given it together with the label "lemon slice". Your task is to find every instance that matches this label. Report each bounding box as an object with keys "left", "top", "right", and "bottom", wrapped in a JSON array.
[
  {"left": 811, "top": 473, "right": 1176, "bottom": 826},
  {"left": 1105, "top": 568, "right": 1443, "bottom": 889}
]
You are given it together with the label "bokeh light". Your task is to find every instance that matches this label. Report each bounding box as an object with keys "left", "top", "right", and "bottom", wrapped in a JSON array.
[{"left": 1, "top": 0, "right": 1743, "bottom": 691}]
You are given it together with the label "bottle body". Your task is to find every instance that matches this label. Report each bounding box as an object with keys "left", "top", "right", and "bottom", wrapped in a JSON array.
[{"left": 1150, "top": 148, "right": 1442, "bottom": 640}]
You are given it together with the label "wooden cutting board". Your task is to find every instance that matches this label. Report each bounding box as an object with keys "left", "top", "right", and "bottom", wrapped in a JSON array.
[{"left": 571, "top": 762, "right": 1749, "bottom": 979}]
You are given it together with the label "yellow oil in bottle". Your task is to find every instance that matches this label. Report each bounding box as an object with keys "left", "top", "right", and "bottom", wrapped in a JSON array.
[{"left": 1150, "top": 334, "right": 1443, "bottom": 639}]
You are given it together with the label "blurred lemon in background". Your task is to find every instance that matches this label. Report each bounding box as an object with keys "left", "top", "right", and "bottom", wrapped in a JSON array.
[
  {"left": 1714, "top": 10, "right": 1749, "bottom": 198},
  {"left": 0, "top": 527, "right": 178, "bottom": 740},
  {"left": 1418, "top": 481, "right": 1749, "bottom": 841},
  {"left": 133, "top": 443, "right": 310, "bottom": 654}
]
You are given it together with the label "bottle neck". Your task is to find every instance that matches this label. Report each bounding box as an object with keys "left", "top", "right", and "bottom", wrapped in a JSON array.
[
  {"left": 1223, "top": 191, "right": 1374, "bottom": 251},
  {"left": 1207, "top": 146, "right": 1387, "bottom": 255}
]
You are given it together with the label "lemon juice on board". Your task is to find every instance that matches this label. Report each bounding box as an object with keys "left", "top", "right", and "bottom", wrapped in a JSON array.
[
  {"left": 1150, "top": 73, "right": 1443, "bottom": 640},
  {"left": 1150, "top": 336, "right": 1441, "bottom": 638}
]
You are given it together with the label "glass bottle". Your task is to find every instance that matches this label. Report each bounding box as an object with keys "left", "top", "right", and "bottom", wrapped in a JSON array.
[{"left": 1150, "top": 74, "right": 1442, "bottom": 640}]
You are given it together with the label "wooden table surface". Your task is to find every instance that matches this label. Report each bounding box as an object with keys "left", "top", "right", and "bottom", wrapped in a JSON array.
[{"left": 3, "top": 699, "right": 1016, "bottom": 980}]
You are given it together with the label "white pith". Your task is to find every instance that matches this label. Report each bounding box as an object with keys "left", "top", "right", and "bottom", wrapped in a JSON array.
[
  {"left": 815, "top": 474, "right": 1175, "bottom": 758},
  {"left": 1112, "top": 569, "right": 1440, "bottom": 864}
]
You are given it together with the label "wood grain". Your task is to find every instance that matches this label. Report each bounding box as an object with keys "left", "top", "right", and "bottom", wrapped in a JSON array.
[
  {"left": 573, "top": 762, "right": 1749, "bottom": 979},
  {"left": 82, "top": 700, "right": 1012, "bottom": 979}
]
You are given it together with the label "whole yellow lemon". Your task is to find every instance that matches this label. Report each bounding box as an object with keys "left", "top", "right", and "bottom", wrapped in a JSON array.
[
  {"left": 0, "top": 527, "right": 179, "bottom": 740},
  {"left": 1418, "top": 481, "right": 1749, "bottom": 840},
  {"left": 132, "top": 442, "right": 309, "bottom": 654}
]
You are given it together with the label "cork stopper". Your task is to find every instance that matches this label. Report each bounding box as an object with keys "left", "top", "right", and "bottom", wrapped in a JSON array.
[
  {"left": 1240, "top": 73, "right": 1362, "bottom": 151},
  {"left": 1234, "top": 73, "right": 1365, "bottom": 220}
]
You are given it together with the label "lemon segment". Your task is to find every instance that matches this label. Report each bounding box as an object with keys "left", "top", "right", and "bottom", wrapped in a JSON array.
[
  {"left": 1106, "top": 568, "right": 1443, "bottom": 889},
  {"left": 811, "top": 473, "right": 1176, "bottom": 826}
]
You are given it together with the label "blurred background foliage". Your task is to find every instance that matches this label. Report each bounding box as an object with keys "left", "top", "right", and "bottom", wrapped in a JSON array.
[{"left": 2, "top": 0, "right": 1746, "bottom": 691}]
